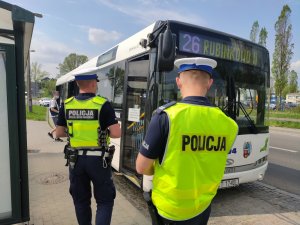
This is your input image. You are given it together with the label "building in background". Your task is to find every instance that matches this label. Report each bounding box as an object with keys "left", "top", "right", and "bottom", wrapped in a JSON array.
[{"left": 286, "top": 93, "right": 300, "bottom": 105}]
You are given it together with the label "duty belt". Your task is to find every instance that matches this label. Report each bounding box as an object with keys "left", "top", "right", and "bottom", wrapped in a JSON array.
[
  {"left": 78, "top": 150, "right": 105, "bottom": 156},
  {"left": 72, "top": 147, "right": 105, "bottom": 157},
  {"left": 64, "top": 145, "right": 115, "bottom": 169}
]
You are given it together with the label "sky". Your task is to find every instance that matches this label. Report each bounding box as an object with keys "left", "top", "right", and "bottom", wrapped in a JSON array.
[{"left": 6, "top": 0, "right": 300, "bottom": 85}]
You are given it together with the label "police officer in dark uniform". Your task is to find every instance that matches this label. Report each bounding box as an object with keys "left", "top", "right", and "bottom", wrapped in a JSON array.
[
  {"left": 56, "top": 67, "right": 121, "bottom": 225},
  {"left": 136, "top": 57, "right": 238, "bottom": 225}
]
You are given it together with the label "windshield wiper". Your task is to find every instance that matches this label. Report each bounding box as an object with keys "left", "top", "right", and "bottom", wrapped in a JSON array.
[
  {"left": 223, "top": 76, "right": 257, "bottom": 134},
  {"left": 223, "top": 76, "right": 236, "bottom": 120},
  {"left": 237, "top": 102, "right": 258, "bottom": 134},
  {"left": 223, "top": 100, "right": 258, "bottom": 134}
]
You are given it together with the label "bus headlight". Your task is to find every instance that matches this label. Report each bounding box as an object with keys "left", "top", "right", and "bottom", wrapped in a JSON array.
[
  {"left": 224, "top": 156, "right": 268, "bottom": 174},
  {"left": 255, "top": 156, "right": 268, "bottom": 167}
]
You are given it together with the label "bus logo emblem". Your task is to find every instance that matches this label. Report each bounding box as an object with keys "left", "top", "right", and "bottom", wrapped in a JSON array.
[
  {"left": 243, "top": 141, "right": 252, "bottom": 158},
  {"left": 226, "top": 159, "right": 234, "bottom": 166}
]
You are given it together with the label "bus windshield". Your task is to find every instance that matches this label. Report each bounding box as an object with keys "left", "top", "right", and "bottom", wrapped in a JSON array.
[
  {"left": 158, "top": 22, "right": 270, "bottom": 135},
  {"left": 159, "top": 61, "right": 269, "bottom": 135}
]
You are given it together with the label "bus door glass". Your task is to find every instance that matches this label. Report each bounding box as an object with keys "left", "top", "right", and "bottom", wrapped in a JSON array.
[{"left": 122, "top": 56, "right": 149, "bottom": 172}]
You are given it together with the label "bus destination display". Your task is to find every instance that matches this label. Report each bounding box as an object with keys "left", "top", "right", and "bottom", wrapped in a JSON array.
[{"left": 179, "top": 31, "right": 264, "bottom": 68}]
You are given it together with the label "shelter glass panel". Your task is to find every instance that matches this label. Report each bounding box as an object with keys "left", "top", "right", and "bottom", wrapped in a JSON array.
[{"left": 0, "top": 51, "right": 12, "bottom": 219}]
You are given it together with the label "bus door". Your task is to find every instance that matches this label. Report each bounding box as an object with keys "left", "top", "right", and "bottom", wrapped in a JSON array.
[{"left": 121, "top": 56, "right": 149, "bottom": 177}]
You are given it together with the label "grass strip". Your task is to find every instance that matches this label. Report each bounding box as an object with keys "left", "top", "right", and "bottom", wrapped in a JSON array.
[{"left": 26, "top": 105, "right": 47, "bottom": 121}]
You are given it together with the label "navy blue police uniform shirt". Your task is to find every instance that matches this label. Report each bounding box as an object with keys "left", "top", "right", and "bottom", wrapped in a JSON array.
[
  {"left": 57, "top": 93, "right": 118, "bottom": 130},
  {"left": 139, "top": 96, "right": 212, "bottom": 162}
]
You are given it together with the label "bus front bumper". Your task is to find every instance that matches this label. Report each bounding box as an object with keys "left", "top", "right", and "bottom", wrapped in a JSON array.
[{"left": 221, "top": 162, "right": 268, "bottom": 188}]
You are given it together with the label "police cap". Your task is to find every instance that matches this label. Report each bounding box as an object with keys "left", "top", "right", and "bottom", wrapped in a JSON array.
[
  {"left": 174, "top": 57, "right": 217, "bottom": 77},
  {"left": 74, "top": 67, "right": 99, "bottom": 82}
]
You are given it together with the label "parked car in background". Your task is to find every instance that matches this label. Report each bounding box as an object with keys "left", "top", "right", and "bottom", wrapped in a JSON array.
[
  {"left": 39, "top": 98, "right": 51, "bottom": 107},
  {"left": 285, "top": 102, "right": 297, "bottom": 109},
  {"left": 269, "top": 103, "right": 276, "bottom": 110}
]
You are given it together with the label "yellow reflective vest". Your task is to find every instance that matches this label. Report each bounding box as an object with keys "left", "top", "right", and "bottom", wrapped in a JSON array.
[
  {"left": 64, "top": 96, "right": 108, "bottom": 148},
  {"left": 152, "top": 102, "right": 238, "bottom": 221}
]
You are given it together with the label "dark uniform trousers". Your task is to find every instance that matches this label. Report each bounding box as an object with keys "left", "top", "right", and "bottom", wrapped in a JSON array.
[
  {"left": 161, "top": 205, "right": 211, "bottom": 225},
  {"left": 69, "top": 155, "right": 116, "bottom": 225}
]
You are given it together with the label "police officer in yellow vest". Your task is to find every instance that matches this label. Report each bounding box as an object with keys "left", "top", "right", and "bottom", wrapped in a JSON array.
[
  {"left": 136, "top": 57, "right": 238, "bottom": 225},
  {"left": 56, "top": 67, "right": 121, "bottom": 225}
]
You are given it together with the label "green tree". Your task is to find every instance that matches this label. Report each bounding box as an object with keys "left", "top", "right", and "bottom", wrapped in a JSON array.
[
  {"left": 107, "top": 67, "right": 125, "bottom": 102},
  {"left": 272, "top": 5, "right": 294, "bottom": 107},
  {"left": 250, "top": 21, "right": 259, "bottom": 42},
  {"left": 58, "top": 53, "right": 88, "bottom": 77},
  {"left": 41, "top": 79, "right": 56, "bottom": 97},
  {"left": 288, "top": 70, "right": 298, "bottom": 93},
  {"left": 31, "top": 62, "right": 49, "bottom": 97},
  {"left": 31, "top": 62, "right": 48, "bottom": 82},
  {"left": 258, "top": 27, "right": 268, "bottom": 47},
  {"left": 282, "top": 85, "right": 290, "bottom": 99}
]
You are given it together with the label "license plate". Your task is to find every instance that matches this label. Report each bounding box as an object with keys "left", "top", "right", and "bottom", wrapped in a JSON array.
[
  {"left": 219, "top": 178, "right": 239, "bottom": 189},
  {"left": 224, "top": 167, "right": 235, "bottom": 174}
]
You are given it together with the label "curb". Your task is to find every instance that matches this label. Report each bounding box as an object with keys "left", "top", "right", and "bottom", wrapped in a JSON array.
[{"left": 257, "top": 181, "right": 300, "bottom": 201}]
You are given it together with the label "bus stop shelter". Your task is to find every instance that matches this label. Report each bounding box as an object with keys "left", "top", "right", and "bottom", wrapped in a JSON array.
[{"left": 0, "top": 1, "right": 35, "bottom": 224}]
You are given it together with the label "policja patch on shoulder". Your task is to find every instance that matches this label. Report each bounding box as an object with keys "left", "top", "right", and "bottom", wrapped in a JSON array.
[{"left": 156, "top": 101, "right": 177, "bottom": 114}]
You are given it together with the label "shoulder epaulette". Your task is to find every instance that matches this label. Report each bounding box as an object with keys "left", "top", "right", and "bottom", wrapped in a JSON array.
[
  {"left": 156, "top": 101, "right": 177, "bottom": 114},
  {"left": 92, "top": 96, "right": 107, "bottom": 105},
  {"left": 97, "top": 94, "right": 108, "bottom": 100},
  {"left": 64, "top": 96, "right": 74, "bottom": 104}
]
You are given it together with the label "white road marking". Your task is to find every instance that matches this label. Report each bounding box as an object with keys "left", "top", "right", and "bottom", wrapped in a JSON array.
[{"left": 270, "top": 146, "right": 298, "bottom": 153}]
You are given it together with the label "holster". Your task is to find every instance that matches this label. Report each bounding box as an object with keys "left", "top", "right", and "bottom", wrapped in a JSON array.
[
  {"left": 143, "top": 192, "right": 164, "bottom": 225},
  {"left": 105, "top": 145, "right": 115, "bottom": 164},
  {"left": 64, "top": 145, "right": 78, "bottom": 169}
]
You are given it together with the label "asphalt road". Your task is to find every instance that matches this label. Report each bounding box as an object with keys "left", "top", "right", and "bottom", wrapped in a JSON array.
[{"left": 263, "top": 127, "right": 300, "bottom": 195}]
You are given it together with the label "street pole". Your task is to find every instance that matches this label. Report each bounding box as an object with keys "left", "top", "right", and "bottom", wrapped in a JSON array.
[
  {"left": 27, "top": 13, "right": 42, "bottom": 112},
  {"left": 27, "top": 53, "right": 32, "bottom": 112},
  {"left": 27, "top": 49, "right": 36, "bottom": 112}
]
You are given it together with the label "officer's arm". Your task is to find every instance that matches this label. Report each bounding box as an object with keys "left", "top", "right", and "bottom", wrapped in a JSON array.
[
  {"left": 136, "top": 153, "right": 154, "bottom": 175},
  {"left": 50, "top": 107, "right": 59, "bottom": 113},
  {"left": 56, "top": 103, "right": 67, "bottom": 138},
  {"left": 56, "top": 125, "right": 67, "bottom": 137},
  {"left": 108, "top": 123, "right": 121, "bottom": 138}
]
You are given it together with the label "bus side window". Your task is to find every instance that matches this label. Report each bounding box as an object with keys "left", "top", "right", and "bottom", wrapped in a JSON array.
[{"left": 98, "top": 62, "right": 125, "bottom": 109}]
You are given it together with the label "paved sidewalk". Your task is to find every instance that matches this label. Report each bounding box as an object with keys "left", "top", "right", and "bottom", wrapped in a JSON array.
[
  {"left": 25, "top": 120, "right": 300, "bottom": 225},
  {"left": 26, "top": 120, "right": 151, "bottom": 225}
]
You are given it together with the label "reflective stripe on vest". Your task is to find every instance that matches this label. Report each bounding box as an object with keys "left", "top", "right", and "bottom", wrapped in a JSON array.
[
  {"left": 152, "top": 102, "right": 238, "bottom": 221},
  {"left": 64, "top": 96, "right": 108, "bottom": 148}
]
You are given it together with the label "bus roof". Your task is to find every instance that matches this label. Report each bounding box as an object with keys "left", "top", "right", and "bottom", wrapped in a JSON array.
[
  {"left": 56, "top": 20, "right": 269, "bottom": 87},
  {"left": 56, "top": 55, "right": 99, "bottom": 86},
  {"left": 56, "top": 22, "right": 157, "bottom": 86}
]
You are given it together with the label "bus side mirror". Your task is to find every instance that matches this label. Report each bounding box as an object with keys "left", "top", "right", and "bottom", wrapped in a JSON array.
[{"left": 157, "top": 27, "right": 176, "bottom": 72}]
